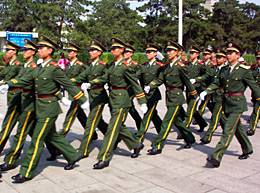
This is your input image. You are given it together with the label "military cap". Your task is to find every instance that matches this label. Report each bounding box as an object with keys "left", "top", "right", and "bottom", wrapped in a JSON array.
[
  {"left": 203, "top": 45, "right": 214, "bottom": 54},
  {"left": 215, "top": 48, "right": 226, "bottom": 57},
  {"left": 22, "top": 39, "right": 37, "bottom": 51},
  {"left": 255, "top": 50, "right": 260, "bottom": 58},
  {"left": 226, "top": 42, "right": 242, "bottom": 53},
  {"left": 125, "top": 43, "right": 136, "bottom": 52},
  {"left": 64, "top": 42, "right": 81, "bottom": 52},
  {"left": 89, "top": 40, "right": 106, "bottom": 52},
  {"left": 111, "top": 38, "right": 126, "bottom": 49},
  {"left": 189, "top": 45, "right": 201, "bottom": 53},
  {"left": 37, "top": 35, "right": 59, "bottom": 49},
  {"left": 146, "top": 43, "right": 160, "bottom": 51},
  {"left": 177, "top": 43, "right": 185, "bottom": 51},
  {"left": 5, "top": 40, "right": 20, "bottom": 51},
  {"left": 165, "top": 40, "right": 180, "bottom": 51}
]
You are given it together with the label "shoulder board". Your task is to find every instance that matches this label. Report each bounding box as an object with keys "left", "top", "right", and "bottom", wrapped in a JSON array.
[
  {"left": 156, "top": 61, "right": 164, "bottom": 67},
  {"left": 131, "top": 60, "right": 138, "bottom": 65},
  {"left": 49, "top": 61, "right": 58, "bottom": 67},
  {"left": 98, "top": 61, "right": 106, "bottom": 65},
  {"left": 30, "top": 62, "right": 37, "bottom": 69},
  {"left": 239, "top": 64, "right": 250, "bottom": 70},
  {"left": 14, "top": 60, "right": 21, "bottom": 65},
  {"left": 76, "top": 61, "right": 83, "bottom": 65},
  {"left": 198, "top": 60, "right": 204, "bottom": 65}
]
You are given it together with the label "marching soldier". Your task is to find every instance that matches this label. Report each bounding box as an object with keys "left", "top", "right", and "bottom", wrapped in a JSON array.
[
  {"left": 0, "top": 41, "right": 22, "bottom": 153},
  {"left": 70, "top": 40, "right": 109, "bottom": 158},
  {"left": 123, "top": 43, "right": 142, "bottom": 129},
  {"left": 144, "top": 41, "right": 196, "bottom": 155},
  {"left": 0, "top": 35, "right": 89, "bottom": 182},
  {"left": 135, "top": 43, "right": 163, "bottom": 142},
  {"left": 88, "top": 38, "right": 147, "bottom": 169},
  {"left": 200, "top": 49, "right": 226, "bottom": 144},
  {"left": 0, "top": 40, "right": 38, "bottom": 171},
  {"left": 247, "top": 50, "right": 260, "bottom": 136},
  {"left": 184, "top": 45, "right": 208, "bottom": 132},
  {"left": 200, "top": 42, "right": 260, "bottom": 168}
]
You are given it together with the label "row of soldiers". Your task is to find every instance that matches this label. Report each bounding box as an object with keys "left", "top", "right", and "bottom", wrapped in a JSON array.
[{"left": 0, "top": 35, "right": 259, "bottom": 183}]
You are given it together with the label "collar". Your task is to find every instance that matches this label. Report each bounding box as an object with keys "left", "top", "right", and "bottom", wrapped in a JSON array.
[
  {"left": 9, "top": 57, "right": 16, "bottom": 65},
  {"left": 115, "top": 58, "right": 124, "bottom": 66},
  {"left": 91, "top": 58, "right": 99, "bottom": 66},
  {"left": 41, "top": 58, "right": 52, "bottom": 68},
  {"left": 24, "top": 59, "right": 33, "bottom": 68},
  {"left": 192, "top": 59, "right": 198, "bottom": 65},
  {"left": 70, "top": 58, "right": 78, "bottom": 66},
  {"left": 229, "top": 62, "right": 239, "bottom": 72},
  {"left": 170, "top": 57, "right": 179, "bottom": 67},
  {"left": 149, "top": 58, "right": 156, "bottom": 66}
]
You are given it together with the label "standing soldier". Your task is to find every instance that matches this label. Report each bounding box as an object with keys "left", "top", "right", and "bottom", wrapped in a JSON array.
[
  {"left": 0, "top": 41, "right": 22, "bottom": 153},
  {"left": 247, "top": 50, "right": 260, "bottom": 136},
  {"left": 88, "top": 38, "right": 147, "bottom": 169},
  {"left": 0, "top": 40, "right": 38, "bottom": 172},
  {"left": 0, "top": 35, "right": 89, "bottom": 182},
  {"left": 200, "top": 43, "right": 260, "bottom": 168},
  {"left": 200, "top": 49, "right": 227, "bottom": 144},
  {"left": 135, "top": 44, "right": 163, "bottom": 142},
  {"left": 70, "top": 40, "right": 109, "bottom": 158},
  {"left": 144, "top": 41, "right": 196, "bottom": 155},
  {"left": 184, "top": 45, "right": 208, "bottom": 132}
]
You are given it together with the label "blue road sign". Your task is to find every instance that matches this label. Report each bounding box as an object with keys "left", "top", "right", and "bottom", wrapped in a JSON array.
[{"left": 6, "top": 32, "right": 33, "bottom": 47}]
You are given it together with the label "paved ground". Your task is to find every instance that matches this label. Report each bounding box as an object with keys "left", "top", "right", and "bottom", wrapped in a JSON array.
[{"left": 0, "top": 88, "right": 259, "bottom": 193}]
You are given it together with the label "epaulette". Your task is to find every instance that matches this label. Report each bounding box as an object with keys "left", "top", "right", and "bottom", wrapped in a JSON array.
[
  {"left": 49, "top": 61, "right": 58, "bottom": 67},
  {"left": 14, "top": 60, "right": 21, "bottom": 66},
  {"left": 98, "top": 61, "right": 106, "bottom": 65},
  {"left": 198, "top": 60, "right": 204, "bottom": 65},
  {"left": 239, "top": 64, "right": 250, "bottom": 70},
  {"left": 156, "top": 61, "right": 164, "bottom": 67},
  {"left": 30, "top": 62, "right": 37, "bottom": 69},
  {"left": 131, "top": 60, "right": 138, "bottom": 66},
  {"left": 76, "top": 61, "right": 83, "bottom": 65}
]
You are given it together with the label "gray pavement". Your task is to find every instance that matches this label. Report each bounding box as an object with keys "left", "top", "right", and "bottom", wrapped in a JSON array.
[{"left": 0, "top": 88, "right": 260, "bottom": 193}]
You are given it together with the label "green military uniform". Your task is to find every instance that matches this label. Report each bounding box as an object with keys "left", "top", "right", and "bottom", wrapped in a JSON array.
[
  {"left": 135, "top": 44, "right": 162, "bottom": 142},
  {"left": 2, "top": 40, "right": 38, "bottom": 168},
  {"left": 147, "top": 41, "right": 196, "bottom": 153},
  {"left": 200, "top": 50, "right": 227, "bottom": 144},
  {"left": 90, "top": 38, "right": 146, "bottom": 166},
  {"left": 0, "top": 41, "right": 22, "bottom": 153},
  {"left": 247, "top": 51, "right": 260, "bottom": 136},
  {"left": 71, "top": 40, "right": 108, "bottom": 157},
  {"left": 5, "top": 36, "right": 87, "bottom": 180},
  {"left": 184, "top": 46, "right": 207, "bottom": 131},
  {"left": 206, "top": 43, "right": 260, "bottom": 167}
]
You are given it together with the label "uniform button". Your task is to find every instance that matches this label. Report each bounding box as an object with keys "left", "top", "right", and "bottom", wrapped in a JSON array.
[
  {"left": 227, "top": 80, "right": 229, "bottom": 82},
  {"left": 48, "top": 101, "right": 51, "bottom": 103},
  {"left": 119, "top": 93, "right": 122, "bottom": 96},
  {"left": 35, "top": 85, "right": 38, "bottom": 87},
  {"left": 226, "top": 85, "right": 229, "bottom": 87},
  {"left": 36, "top": 78, "right": 38, "bottom": 80}
]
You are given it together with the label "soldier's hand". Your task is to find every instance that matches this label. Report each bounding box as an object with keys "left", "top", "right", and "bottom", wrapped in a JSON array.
[
  {"left": 199, "top": 91, "right": 207, "bottom": 100},
  {"left": 81, "top": 83, "right": 91, "bottom": 92},
  {"left": 80, "top": 100, "right": 89, "bottom": 110},
  {"left": 0, "top": 84, "right": 9, "bottom": 94},
  {"left": 104, "top": 83, "right": 109, "bottom": 90},
  {"left": 190, "top": 79, "right": 196, "bottom": 84},
  {"left": 61, "top": 97, "right": 71, "bottom": 106},
  {"left": 140, "top": 103, "right": 148, "bottom": 114},
  {"left": 144, "top": 86, "right": 150, "bottom": 94}
]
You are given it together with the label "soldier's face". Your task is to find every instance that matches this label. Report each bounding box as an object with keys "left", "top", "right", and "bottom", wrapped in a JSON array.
[
  {"left": 227, "top": 51, "right": 240, "bottom": 63},
  {"left": 145, "top": 50, "right": 157, "bottom": 60},
  {"left": 23, "top": 49, "right": 35, "bottom": 60},
  {"left": 38, "top": 46, "right": 53, "bottom": 59},
  {"left": 111, "top": 47, "right": 124, "bottom": 57},
  {"left": 124, "top": 51, "right": 133, "bottom": 59},
  {"left": 89, "top": 49, "right": 101, "bottom": 60},
  {"left": 5, "top": 49, "right": 16, "bottom": 60},
  {"left": 203, "top": 53, "right": 211, "bottom": 60},
  {"left": 68, "top": 50, "right": 77, "bottom": 60},
  {"left": 189, "top": 52, "right": 199, "bottom": 61},
  {"left": 216, "top": 56, "right": 226, "bottom": 65},
  {"left": 256, "top": 58, "right": 260, "bottom": 65},
  {"left": 166, "top": 49, "right": 178, "bottom": 60}
]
